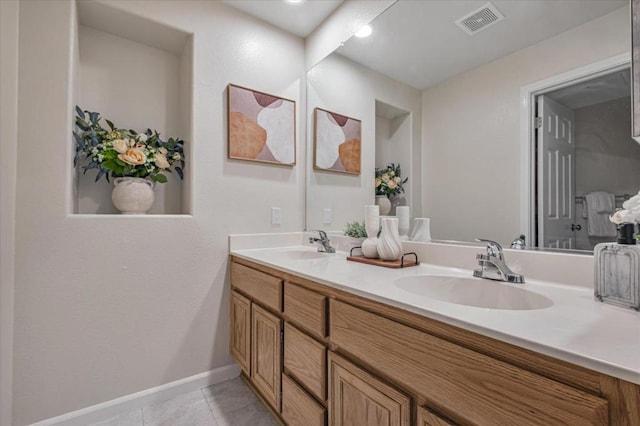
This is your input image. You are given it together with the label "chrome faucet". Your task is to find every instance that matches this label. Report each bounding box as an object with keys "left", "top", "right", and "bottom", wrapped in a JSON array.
[
  {"left": 308, "top": 230, "right": 335, "bottom": 253},
  {"left": 473, "top": 239, "right": 525, "bottom": 284}
]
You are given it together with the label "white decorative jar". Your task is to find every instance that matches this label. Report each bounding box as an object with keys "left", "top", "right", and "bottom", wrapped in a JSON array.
[
  {"left": 410, "top": 218, "right": 432, "bottom": 242},
  {"left": 375, "top": 195, "right": 392, "bottom": 216},
  {"left": 377, "top": 217, "right": 402, "bottom": 261},
  {"left": 111, "top": 177, "right": 155, "bottom": 214}
]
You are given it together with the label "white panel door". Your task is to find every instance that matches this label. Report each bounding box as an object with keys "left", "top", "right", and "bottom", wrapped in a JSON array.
[{"left": 537, "top": 95, "right": 576, "bottom": 249}]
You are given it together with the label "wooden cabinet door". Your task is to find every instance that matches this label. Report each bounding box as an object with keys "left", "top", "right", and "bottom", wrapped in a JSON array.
[
  {"left": 230, "top": 291, "right": 251, "bottom": 375},
  {"left": 328, "top": 352, "right": 410, "bottom": 426},
  {"left": 251, "top": 304, "right": 282, "bottom": 411}
]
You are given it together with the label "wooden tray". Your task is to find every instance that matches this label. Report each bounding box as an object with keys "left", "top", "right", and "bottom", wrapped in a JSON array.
[{"left": 347, "top": 251, "right": 419, "bottom": 269}]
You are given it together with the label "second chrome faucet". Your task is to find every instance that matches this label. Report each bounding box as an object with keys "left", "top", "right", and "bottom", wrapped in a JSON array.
[
  {"left": 308, "top": 230, "right": 336, "bottom": 253},
  {"left": 473, "top": 239, "right": 525, "bottom": 284}
]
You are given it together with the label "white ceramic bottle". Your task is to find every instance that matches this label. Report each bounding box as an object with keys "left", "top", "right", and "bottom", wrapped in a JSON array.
[
  {"left": 362, "top": 205, "right": 380, "bottom": 258},
  {"left": 396, "top": 206, "right": 410, "bottom": 241},
  {"left": 377, "top": 217, "right": 402, "bottom": 261}
]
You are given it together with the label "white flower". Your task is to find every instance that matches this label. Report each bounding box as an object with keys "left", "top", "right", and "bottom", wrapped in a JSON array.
[
  {"left": 91, "top": 147, "right": 98, "bottom": 155},
  {"left": 118, "top": 148, "right": 146, "bottom": 166},
  {"left": 97, "top": 154, "right": 104, "bottom": 162},
  {"left": 153, "top": 152, "right": 170, "bottom": 169},
  {"left": 394, "top": 176, "right": 401, "bottom": 184},
  {"left": 381, "top": 174, "right": 390, "bottom": 183},
  {"left": 610, "top": 209, "right": 635, "bottom": 224},
  {"left": 158, "top": 147, "right": 168, "bottom": 155},
  {"left": 137, "top": 134, "right": 148, "bottom": 143},
  {"left": 622, "top": 193, "right": 640, "bottom": 211},
  {"left": 112, "top": 139, "right": 128, "bottom": 154},
  {"left": 387, "top": 180, "right": 397, "bottom": 190},
  {"left": 613, "top": 192, "right": 640, "bottom": 223},
  {"left": 172, "top": 152, "right": 181, "bottom": 161}
]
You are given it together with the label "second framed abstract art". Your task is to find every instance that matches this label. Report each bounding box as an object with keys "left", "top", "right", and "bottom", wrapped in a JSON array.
[
  {"left": 227, "top": 84, "right": 296, "bottom": 166},
  {"left": 313, "top": 107, "right": 361, "bottom": 174}
]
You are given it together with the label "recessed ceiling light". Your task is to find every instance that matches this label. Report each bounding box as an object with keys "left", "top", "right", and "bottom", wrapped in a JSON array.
[
  {"left": 354, "top": 25, "right": 372, "bottom": 38},
  {"left": 284, "top": 0, "right": 305, "bottom": 4}
]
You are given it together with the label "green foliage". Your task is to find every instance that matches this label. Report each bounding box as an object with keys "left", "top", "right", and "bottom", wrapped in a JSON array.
[
  {"left": 73, "top": 106, "right": 185, "bottom": 184},
  {"left": 343, "top": 221, "right": 367, "bottom": 238}
]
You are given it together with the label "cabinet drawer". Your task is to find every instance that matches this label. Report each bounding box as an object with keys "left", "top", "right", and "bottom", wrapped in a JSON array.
[
  {"left": 231, "top": 262, "right": 282, "bottom": 312},
  {"left": 330, "top": 300, "right": 609, "bottom": 426},
  {"left": 284, "top": 322, "right": 326, "bottom": 401},
  {"left": 282, "top": 374, "right": 326, "bottom": 426},
  {"left": 417, "top": 406, "right": 455, "bottom": 426},
  {"left": 284, "top": 282, "right": 326, "bottom": 338}
]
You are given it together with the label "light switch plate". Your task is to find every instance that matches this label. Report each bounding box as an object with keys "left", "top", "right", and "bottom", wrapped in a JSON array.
[
  {"left": 323, "top": 208, "right": 332, "bottom": 224},
  {"left": 271, "top": 207, "right": 281, "bottom": 225}
]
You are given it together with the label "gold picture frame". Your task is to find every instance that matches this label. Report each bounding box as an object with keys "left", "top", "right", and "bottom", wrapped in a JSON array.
[
  {"left": 313, "top": 107, "right": 361, "bottom": 175},
  {"left": 227, "top": 83, "right": 296, "bottom": 166}
]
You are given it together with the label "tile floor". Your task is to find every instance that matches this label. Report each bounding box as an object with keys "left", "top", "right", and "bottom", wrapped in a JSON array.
[{"left": 90, "top": 377, "right": 277, "bottom": 426}]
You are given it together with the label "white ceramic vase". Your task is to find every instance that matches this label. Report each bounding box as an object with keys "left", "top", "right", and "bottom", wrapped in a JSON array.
[
  {"left": 396, "top": 206, "right": 410, "bottom": 241},
  {"left": 375, "top": 195, "right": 392, "bottom": 216},
  {"left": 410, "top": 218, "right": 432, "bottom": 242},
  {"left": 362, "top": 205, "right": 380, "bottom": 258},
  {"left": 377, "top": 217, "right": 402, "bottom": 261},
  {"left": 111, "top": 177, "right": 155, "bottom": 214}
]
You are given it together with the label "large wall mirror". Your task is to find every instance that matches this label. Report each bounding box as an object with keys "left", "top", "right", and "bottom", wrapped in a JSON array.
[{"left": 306, "top": 0, "right": 637, "bottom": 253}]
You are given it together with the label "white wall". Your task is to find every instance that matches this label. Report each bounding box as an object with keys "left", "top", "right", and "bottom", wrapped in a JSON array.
[
  {"left": 422, "top": 7, "right": 630, "bottom": 245},
  {"left": 307, "top": 53, "right": 421, "bottom": 231},
  {"left": 0, "top": 1, "right": 19, "bottom": 424},
  {"left": 76, "top": 24, "right": 186, "bottom": 214},
  {"left": 12, "top": 1, "right": 304, "bottom": 424},
  {"left": 375, "top": 112, "right": 411, "bottom": 194}
]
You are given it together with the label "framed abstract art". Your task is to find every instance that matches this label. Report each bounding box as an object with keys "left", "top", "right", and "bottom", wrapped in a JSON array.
[
  {"left": 313, "top": 107, "right": 361, "bottom": 174},
  {"left": 227, "top": 84, "right": 296, "bottom": 165}
]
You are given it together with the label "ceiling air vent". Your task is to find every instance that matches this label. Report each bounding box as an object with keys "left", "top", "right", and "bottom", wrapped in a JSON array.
[{"left": 455, "top": 2, "right": 504, "bottom": 35}]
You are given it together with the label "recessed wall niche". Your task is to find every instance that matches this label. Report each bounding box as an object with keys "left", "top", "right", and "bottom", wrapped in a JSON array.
[{"left": 73, "top": 1, "right": 193, "bottom": 215}]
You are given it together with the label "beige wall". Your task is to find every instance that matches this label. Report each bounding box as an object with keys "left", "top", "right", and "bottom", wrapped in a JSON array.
[
  {"left": 307, "top": 53, "right": 421, "bottom": 231},
  {"left": 422, "top": 7, "right": 630, "bottom": 245},
  {"left": 12, "top": 0, "right": 304, "bottom": 424},
  {"left": 1, "top": 1, "right": 19, "bottom": 424}
]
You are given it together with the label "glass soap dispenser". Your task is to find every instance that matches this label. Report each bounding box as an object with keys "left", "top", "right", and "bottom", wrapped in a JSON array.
[{"left": 594, "top": 223, "right": 640, "bottom": 310}]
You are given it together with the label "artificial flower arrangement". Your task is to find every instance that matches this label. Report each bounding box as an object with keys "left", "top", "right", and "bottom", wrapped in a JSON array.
[
  {"left": 610, "top": 191, "right": 640, "bottom": 238},
  {"left": 73, "top": 106, "right": 184, "bottom": 183},
  {"left": 375, "top": 163, "right": 408, "bottom": 196}
]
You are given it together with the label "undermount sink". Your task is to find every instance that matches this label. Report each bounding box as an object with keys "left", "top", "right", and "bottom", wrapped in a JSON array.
[
  {"left": 281, "top": 250, "right": 329, "bottom": 260},
  {"left": 394, "top": 275, "right": 553, "bottom": 310}
]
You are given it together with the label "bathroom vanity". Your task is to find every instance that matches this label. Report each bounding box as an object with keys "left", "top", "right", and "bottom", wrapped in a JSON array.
[{"left": 229, "top": 246, "right": 640, "bottom": 426}]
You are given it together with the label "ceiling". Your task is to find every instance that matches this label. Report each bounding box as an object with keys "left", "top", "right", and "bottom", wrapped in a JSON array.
[
  {"left": 222, "top": 0, "right": 344, "bottom": 38},
  {"left": 338, "top": 0, "right": 628, "bottom": 90},
  {"left": 223, "top": 1, "right": 628, "bottom": 90},
  {"left": 547, "top": 69, "right": 631, "bottom": 110}
]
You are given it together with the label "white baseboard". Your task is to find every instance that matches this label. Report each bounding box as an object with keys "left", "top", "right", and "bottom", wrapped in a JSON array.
[{"left": 29, "top": 363, "right": 241, "bottom": 426}]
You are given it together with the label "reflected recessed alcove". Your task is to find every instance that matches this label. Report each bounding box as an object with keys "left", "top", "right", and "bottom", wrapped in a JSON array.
[{"left": 72, "top": 0, "right": 193, "bottom": 215}]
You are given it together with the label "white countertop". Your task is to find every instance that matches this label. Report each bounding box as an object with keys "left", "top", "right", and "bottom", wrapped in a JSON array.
[{"left": 231, "top": 245, "right": 640, "bottom": 385}]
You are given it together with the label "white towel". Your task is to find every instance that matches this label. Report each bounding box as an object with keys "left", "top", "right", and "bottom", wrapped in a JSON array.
[{"left": 584, "top": 192, "right": 616, "bottom": 237}]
